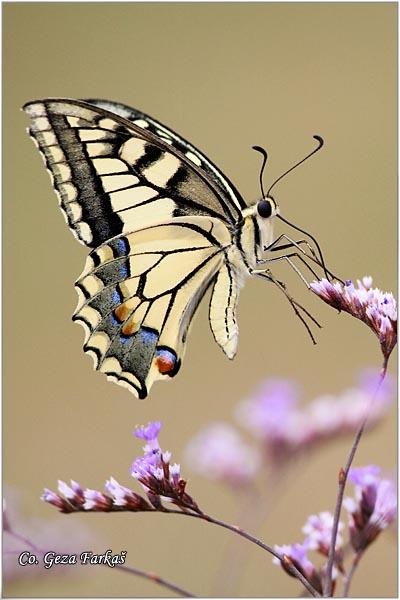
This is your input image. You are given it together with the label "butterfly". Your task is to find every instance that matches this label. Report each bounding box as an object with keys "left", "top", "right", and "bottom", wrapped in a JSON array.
[{"left": 24, "top": 98, "right": 323, "bottom": 399}]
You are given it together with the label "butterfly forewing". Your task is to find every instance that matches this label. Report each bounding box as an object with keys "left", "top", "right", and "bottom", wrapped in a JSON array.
[
  {"left": 24, "top": 99, "right": 243, "bottom": 248},
  {"left": 85, "top": 98, "right": 247, "bottom": 222}
]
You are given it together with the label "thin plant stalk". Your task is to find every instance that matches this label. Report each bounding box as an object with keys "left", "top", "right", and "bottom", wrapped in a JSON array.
[
  {"left": 163, "top": 509, "right": 321, "bottom": 598},
  {"left": 114, "top": 564, "right": 196, "bottom": 597},
  {"left": 212, "top": 485, "right": 263, "bottom": 596},
  {"left": 6, "top": 529, "right": 43, "bottom": 555},
  {"left": 6, "top": 526, "right": 194, "bottom": 597},
  {"left": 341, "top": 550, "right": 364, "bottom": 597},
  {"left": 212, "top": 465, "right": 285, "bottom": 596},
  {"left": 323, "top": 364, "right": 388, "bottom": 597}
]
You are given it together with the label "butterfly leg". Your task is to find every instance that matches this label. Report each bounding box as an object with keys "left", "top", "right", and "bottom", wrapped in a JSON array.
[
  {"left": 264, "top": 235, "right": 340, "bottom": 281},
  {"left": 256, "top": 251, "right": 320, "bottom": 286},
  {"left": 265, "top": 235, "right": 318, "bottom": 259},
  {"left": 252, "top": 269, "right": 321, "bottom": 344}
]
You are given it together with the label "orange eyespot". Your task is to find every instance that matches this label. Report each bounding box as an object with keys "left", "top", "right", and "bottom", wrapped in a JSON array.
[
  {"left": 155, "top": 348, "right": 177, "bottom": 375},
  {"left": 114, "top": 303, "right": 131, "bottom": 322}
]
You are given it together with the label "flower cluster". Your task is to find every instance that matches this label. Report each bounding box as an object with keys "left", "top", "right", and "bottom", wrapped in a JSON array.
[
  {"left": 344, "top": 465, "right": 397, "bottom": 552},
  {"left": 310, "top": 277, "right": 397, "bottom": 364},
  {"left": 235, "top": 370, "right": 393, "bottom": 465},
  {"left": 43, "top": 422, "right": 201, "bottom": 515},
  {"left": 273, "top": 511, "right": 343, "bottom": 595},
  {"left": 273, "top": 465, "right": 396, "bottom": 593},
  {"left": 131, "top": 422, "right": 200, "bottom": 512},
  {"left": 184, "top": 422, "right": 261, "bottom": 487},
  {"left": 186, "top": 372, "right": 393, "bottom": 485}
]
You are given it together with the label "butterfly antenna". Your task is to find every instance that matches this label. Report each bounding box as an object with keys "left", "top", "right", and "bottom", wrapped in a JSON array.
[
  {"left": 266, "top": 134, "right": 330, "bottom": 280},
  {"left": 252, "top": 145, "right": 268, "bottom": 199},
  {"left": 267, "top": 135, "right": 324, "bottom": 197}
]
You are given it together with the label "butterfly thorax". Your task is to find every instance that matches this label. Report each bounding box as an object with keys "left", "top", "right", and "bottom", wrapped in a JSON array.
[{"left": 236, "top": 202, "right": 278, "bottom": 271}]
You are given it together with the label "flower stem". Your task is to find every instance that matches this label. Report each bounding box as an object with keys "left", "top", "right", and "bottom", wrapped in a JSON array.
[
  {"left": 6, "top": 525, "right": 195, "bottom": 597},
  {"left": 322, "top": 366, "right": 388, "bottom": 597},
  {"left": 341, "top": 550, "right": 364, "bottom": 597},
  {"left": 211, "top": 486, "right": 262, "bottom": 596},
  {"left": 114, "top": 564, "right": 196, "bottom": 597},
  {"left": 165, "top": 509, "right": 320, "bottom": 598},
  {"left": 7, "top": 529, "right": 43, "bottom": 555}
]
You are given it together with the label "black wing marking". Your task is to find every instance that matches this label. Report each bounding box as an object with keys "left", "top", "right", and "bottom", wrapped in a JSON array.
[
  {"left": 85, "top": 98, "right": 247, "bottom": 216},
  {"left": 24, "top": 99, "right": 244, "bottom": 249}
]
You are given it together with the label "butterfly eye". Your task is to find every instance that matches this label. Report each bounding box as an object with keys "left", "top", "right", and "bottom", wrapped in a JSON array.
[{"left": 257, "top": 199, "right": 273, "bottom": 218}]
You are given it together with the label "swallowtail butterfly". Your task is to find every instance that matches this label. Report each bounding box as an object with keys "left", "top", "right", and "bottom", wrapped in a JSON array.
[{"left": 24, "top": 98, "right": 317, "bottom": 399}]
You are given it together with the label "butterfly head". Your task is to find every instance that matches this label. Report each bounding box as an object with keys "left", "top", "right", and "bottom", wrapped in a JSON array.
[
  {"left": 254, "top": 195, "right": 279, "bottom": 248},
  {"left": 256, "top": 196, "right": 279, "bottom": 254},
  {"left": 256, "top": 196, "right": 278, "bottom": 220}
]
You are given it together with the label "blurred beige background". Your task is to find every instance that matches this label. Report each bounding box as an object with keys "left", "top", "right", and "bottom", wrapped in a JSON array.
[{"left": 4, "top": 2, "right": 397, "bottom": 597}]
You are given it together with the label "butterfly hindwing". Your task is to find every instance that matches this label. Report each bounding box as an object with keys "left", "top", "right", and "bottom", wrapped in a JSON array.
[
  {"left": 209, "top": 261, "right": 242, "bottom": 359},
  {"left": 24, "top": 99, "right": 245, "bottom": 250},
  {"left": 73, "top": 217, "right": 231, "bottom": 398}
]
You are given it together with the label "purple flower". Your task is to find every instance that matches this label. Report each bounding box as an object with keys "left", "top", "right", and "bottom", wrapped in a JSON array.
[
  {"left": 170, "top": 463, "right": 181, "bottom": 486},
  {"left": 305, "top": 369, "right": 393, "bottom": 437},
  {"left": 235, "top": 379, "right": 302, "bottom": 462},
  {"left": 131, "top": 451, "right": 161, "bottom": 483},
  {"left": 357, "top": 366, "right": 394, "bottom": 405},
  {"left": 41, "top": 488, "right": 73, "bottom": 513},
  {"left": 105, "top": 477, "right": 150, "bottom": 510},
  {"left": 134, "top": 421, "right": 161, "bottom": 442},
  {"left": 310, "top": 277, "right": 397, "bottom": 364},
  {"left": 129, "top": 422, "right": 201, "bottom": 513},
  {"left": 273, "top": 518, "right": 342, "bottom": 593},
  {"left": 273, "top": 541, "right": 315, "bottom": 578},
  {"left": 272, "top": 540, "right": 324, "bottom": 592},
  {"left": 302, "top": 512, "right": 343, "bottom": 556},
  {"left": 184, "top": 423, "right": 261, "bottom": 487},
  {"left": 57, "top": 480, "right": 84, "bottom": 507},
  {"left": 134, "top": 421, "right": 161, "bottom": 452},
  {"left": 83, "top": 489, "right": 113, "bottom": 511},
  {"left": 348, "top": 465, "right": 381, "bottom": 487},
  {"left": 237, "top": 379, "right": 299, "bottom": 434},
  {"left": 43, "top": 422, "right": 201, "bottom": 516},
  {"left": 235, "top": 371, "right": 393, "bottom": 461},
  {"left": 344, "top": 465, "right": 397, "bottom": 551}
]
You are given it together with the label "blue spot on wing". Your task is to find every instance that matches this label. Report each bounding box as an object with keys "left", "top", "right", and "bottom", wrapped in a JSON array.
[
  {"left": 117, "top": 238, "right": 129, "bottom": 256},
  {"left": 140, "top": 328, "right": 158, "bottom": 344},
  {"left": 156, "top": 348, "right": 176, "bottom": 363},
  {"left": 112, "top": 289, "right": 121, "bottom": 305},
  {"left": 119, "top": 262, "right": 128, "bottom": 279},
  {"left": 118, "top": 327, "right": 158, "bottom": 347}
]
